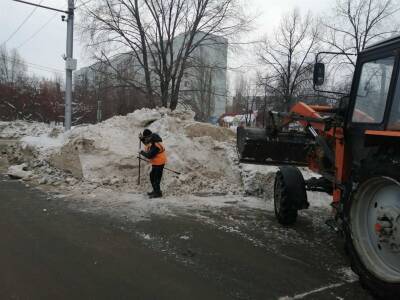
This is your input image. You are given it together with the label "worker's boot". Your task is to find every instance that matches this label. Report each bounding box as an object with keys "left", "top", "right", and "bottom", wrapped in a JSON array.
[
  {"left": 147, "top": 191, "right": 155, "bottom": 196},
  {"left": 149, "top": 191, "right": 162, "bottom": 198}
]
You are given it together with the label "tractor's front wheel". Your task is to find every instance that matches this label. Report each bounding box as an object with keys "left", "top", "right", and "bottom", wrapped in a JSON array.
[
  {"left": 345, "top": 171, "right": 400, "bottom": 299},
  {"left": 274, "top": 166, "right": 308, "bottom": 225}
]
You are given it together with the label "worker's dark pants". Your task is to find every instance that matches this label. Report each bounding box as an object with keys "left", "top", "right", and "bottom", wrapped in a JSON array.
[{"left": 150, "top": 165, "right": 164, "bottom": 194}]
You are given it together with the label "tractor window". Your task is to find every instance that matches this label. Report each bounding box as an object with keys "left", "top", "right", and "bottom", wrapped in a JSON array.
[{"left": 352, "top": 56, "right": 395, "bottom": 123}]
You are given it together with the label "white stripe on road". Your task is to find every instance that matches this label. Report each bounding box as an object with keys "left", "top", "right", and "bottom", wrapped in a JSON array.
[{"left": 278, "top": 282, "right": 346, "bottom": 299}]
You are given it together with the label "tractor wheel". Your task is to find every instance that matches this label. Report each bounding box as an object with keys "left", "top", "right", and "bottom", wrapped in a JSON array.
[
  {"left": 274, "top": 166, "right": 308, "bottom": 225},
  {"left": 344, "top": 163, "right": 400, "bottom": 299}
]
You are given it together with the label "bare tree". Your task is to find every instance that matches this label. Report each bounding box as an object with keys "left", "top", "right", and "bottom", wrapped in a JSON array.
[
  {"left": 233, "top": 74, "right": 256, "bottom": 125},
  {"left": 81, "top": 0, "right": 247, "bottom": 110},
  {"left": 0, "top": 46, "right": 27, "bottom": 84},
  {"left": 233, "top": 74, "right": 248, "bottom": 113},
  {"left": 323, "top": 0, "right": 400, "bottom": 66},
  {"left": 181, "top": 52, "right": 225, "bottom": 121},
  {"left": 182, "top": 66, "right": 215, "bottom": 121},
  {"left": 257, "top": 9, "right": 320, "bottom": 111}
]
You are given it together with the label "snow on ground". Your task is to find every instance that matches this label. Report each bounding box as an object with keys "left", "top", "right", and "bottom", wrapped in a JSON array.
[
  {"left": 60, "top": 185, "right": 269, "bottom": 222},
  {"left": 47, "top": 162, "right": 329, "bottom": 224},
  {"left": 21, "top": 133, "right": 66, "bottom": 152},
  {"left": 7, "top": 163, "right": 32, "bottom": 179},
  {"left": 0, "top": 120, "right": 60, "bottom": 139},
  {"left": 240, "top": 163, "right": 278, "bottom": 196},
  {"left": 2, "top": 105, "right": 332, "bottom": 221},
  {"left": 239, "top": 163, "right": 331, "bottom": 209}
]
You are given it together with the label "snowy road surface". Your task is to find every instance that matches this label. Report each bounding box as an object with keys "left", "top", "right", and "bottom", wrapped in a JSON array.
[{"left": 0, "top": 175, "right": 374, "bottom": 300}]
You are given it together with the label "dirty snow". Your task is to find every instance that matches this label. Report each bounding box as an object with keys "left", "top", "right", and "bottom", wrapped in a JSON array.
[
  {"left": 3, "top": 105, "right": 332, "bottom": 220},
  {"left": 0, "top": 120, "right": 60, "bottom": 139},
  {"left": 7, "top": 163, "right": 32, "bottom": 179},
  {"left": 10, "top": 106, "right": 241, "bottom": 197},
  {"left": 240, "top": 164, "right": 278, "bottom": 196},
  {"left": 337, "top": 267, "right": 359, "bottom": 283},
  {"left": 21, "top": 134, "right": 66, "bottom": 151},
  {"left": 59, "top": 183, "right": 268, "bottom": 222},
  {"left": 240, "top": 163, "right": 331, "bottom": 209}
]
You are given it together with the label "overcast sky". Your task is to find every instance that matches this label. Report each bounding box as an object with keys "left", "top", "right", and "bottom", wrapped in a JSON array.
[{"left": 0, "top": 0, "right": 332, "bottom": 80}]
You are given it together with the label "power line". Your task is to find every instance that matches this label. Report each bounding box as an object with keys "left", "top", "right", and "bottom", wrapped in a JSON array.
[
  {"left": 12, "top": 0, "right": 75, "bottom": 131},
  {"left": 75, "top": 0, "right": 93, "bottom": 9},
  {"left": 16, "top": 12, "right": 58, "bottom": 49},
  {"left": 2, "top": 0, "right": 45, "bottom": 45},
  {"left": 12, "top": 0, "right": 69, "bottom": 14},
  {"left": 1, "top": 54, "right": 64, "bottom": 74}
]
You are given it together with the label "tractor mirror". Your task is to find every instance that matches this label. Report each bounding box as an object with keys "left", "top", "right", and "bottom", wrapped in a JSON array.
[{"left": 313, "top": 62, "right": 325, "bottom": 86}]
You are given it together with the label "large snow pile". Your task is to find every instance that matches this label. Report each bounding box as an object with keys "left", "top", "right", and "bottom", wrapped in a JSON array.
[
  {"left": 17, "top": 106, "right": 242, "bottom": 196},
  {"left": 0, "top": 120, "right": 60, "bottom": 139}
]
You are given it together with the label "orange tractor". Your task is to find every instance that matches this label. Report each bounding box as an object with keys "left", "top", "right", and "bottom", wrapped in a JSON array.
[{"left": 237, "top": 36, "right": 400, "bottom": 298}]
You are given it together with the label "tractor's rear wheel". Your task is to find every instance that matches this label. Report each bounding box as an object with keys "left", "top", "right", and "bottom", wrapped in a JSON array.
[
  {"left": 345, "top": 165, "right": 400, "bottom": 299},
  {"left": 274, "top": 166, "right": 308, "bottom": 225}
]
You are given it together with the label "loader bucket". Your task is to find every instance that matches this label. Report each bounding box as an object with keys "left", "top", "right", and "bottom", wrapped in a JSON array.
[{"left": 237, "top": 127, "right": 309, "bottom": 165}]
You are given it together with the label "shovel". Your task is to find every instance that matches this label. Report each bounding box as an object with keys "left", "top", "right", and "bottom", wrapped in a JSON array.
[{"left": 136, "top": 156, "right": 182, "bottom": 175}]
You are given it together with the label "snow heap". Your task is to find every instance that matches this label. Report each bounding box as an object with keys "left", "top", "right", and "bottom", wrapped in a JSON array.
[
  {"left": 17, "top": 105, "right": 242, "bottom": 196},
  {"left": 7, "top": 163, "right": 32, "bottom": 179},
  {"left": 240, "top": 164, "right": 278, "bottom": 196},
  {"left": 0, "top": 120, "right": 60, "bottom": 139}
]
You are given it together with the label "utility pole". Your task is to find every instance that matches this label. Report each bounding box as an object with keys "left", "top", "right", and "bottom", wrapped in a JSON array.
[
  {"left": 12, "top": 0, "right": 76, "bottom": 130},
  {"left": 64, "top": 0, "right": 75, "bottom": 130}
]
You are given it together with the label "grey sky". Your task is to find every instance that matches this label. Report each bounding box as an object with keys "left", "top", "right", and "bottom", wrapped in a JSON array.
[{"left": 0, "top": 0, "right": 332, "bottom": 79}]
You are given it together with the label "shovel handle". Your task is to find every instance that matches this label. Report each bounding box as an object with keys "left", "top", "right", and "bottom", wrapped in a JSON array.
[
  {"left": 137, "top": 140, "right": 141, "bottom": 185},
  {"left": 136, "top": 156, "right": 181, "bottom": 175}
]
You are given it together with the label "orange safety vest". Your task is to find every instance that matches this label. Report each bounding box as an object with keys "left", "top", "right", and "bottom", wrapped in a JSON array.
[{"left": 145, "top": 142, "right": 167, "bottom": 166}]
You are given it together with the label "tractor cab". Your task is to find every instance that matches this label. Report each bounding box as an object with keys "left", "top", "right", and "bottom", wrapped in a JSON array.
[
  {"left": 349, "top": 36, "right": 400, "bottom": 130},
  {"left": 314, "top": 36, "right": 400, "bottom": 165}
]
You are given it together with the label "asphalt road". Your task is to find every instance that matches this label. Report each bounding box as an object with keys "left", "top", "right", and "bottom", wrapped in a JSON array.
[{"left": 0, "top": 175, "right": 374, "bottom": 300}]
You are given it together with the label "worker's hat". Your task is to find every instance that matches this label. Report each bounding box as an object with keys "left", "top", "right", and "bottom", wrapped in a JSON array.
[{"left": 143, "top": 129, "right": 152, "bottom": 137}]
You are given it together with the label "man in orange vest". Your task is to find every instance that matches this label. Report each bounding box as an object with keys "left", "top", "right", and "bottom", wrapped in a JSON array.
[{"left": 139, "top": 129, "right": 167, "bottom": 198}]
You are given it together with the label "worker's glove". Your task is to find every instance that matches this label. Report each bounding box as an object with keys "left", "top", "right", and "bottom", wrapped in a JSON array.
[{"left": 138, "top": 133, "right": 144, "bottom": 143}]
